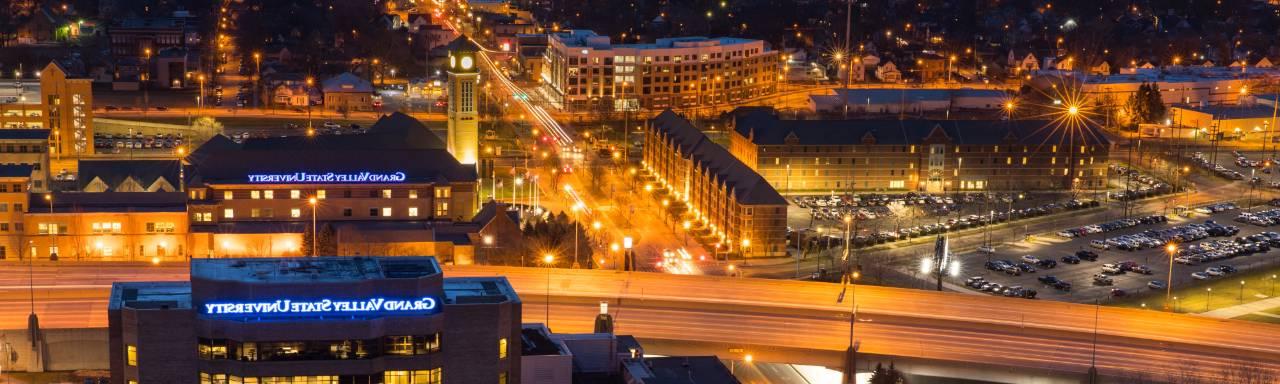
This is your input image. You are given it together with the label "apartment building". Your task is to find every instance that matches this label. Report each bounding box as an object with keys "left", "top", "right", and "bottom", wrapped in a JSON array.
[{"left": 543, "top": 30, "right": 778, "bottom": 111}]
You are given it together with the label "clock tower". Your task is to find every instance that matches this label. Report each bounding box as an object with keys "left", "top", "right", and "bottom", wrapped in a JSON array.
[{"left": 445, "top": 37, "right": 480, "bottom": 166}]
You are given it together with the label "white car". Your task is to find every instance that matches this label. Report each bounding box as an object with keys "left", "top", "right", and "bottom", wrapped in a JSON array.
[
  {"left": 1205, "top": 267, "right": 1225, "bottom": 277},
  {"left": 977, "top": 245, "right": 996, "bottom": 254},
  {"left": 1191, "top": 272, "right": 1210, "bottom": 280},
  {"left": 323, "top": 121, "right": 341, "bottom": 130},
  {"left": 1020, "top": 255, "right": 1040, "bottom": 264},
  {"left": 1102, "top": 264, "right": 1124, "bottom": 274},
  {"left": 1090, "top": 240, "right": 1110, "bottom": 250}
]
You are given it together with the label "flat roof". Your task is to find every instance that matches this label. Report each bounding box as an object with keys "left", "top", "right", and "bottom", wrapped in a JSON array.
[
  {"left": 443, "top": 277, "right": 520, "bottom": 305},
  {"left": 191, "top": 256, "right": 441, "bottom": 283},
  {"left": 109, "top": 281, "right": 193, "bottom": 310},
  {"left": 553, "top": 29, "right": 762, "bottom": 51},
  {"left": 520, "top": 324, "right": 567, "bottom": 356},
  {"left": 0, "top": 82, "right": 40, "bottom": 105},
  {"left": 822, "top": 88, "right": 1009, "bottom": 104},
  {"left": 1175, "top": 104, "right": 1279, "bottom": 119}
]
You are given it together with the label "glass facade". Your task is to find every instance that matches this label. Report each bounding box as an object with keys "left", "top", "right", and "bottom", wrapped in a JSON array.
[{"left": 198, "top": 334, "right": 440, "bottom": 362}]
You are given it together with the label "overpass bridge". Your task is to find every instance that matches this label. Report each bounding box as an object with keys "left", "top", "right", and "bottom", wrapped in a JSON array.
[{"left": 0, "top": 263, "right": 1277, "bottom": 382}]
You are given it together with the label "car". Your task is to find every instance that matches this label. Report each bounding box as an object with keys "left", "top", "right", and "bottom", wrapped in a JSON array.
[
  {"left": 1110, "top": 288, "right": 1127, "bottom": 297},
  {"left": 1093, "top": 274, "right": 1114, "bottom": 285},
  {"left": 1090, "top": 240, "right": 1111, "bottom": 250},
  {"left": 1016, "top": 262, "right": 1037, "bottom": 273},
  {"left": 1061, "top": 255, "right": 1081, "bottom": 264},
  {"left": 1075, "top": 250, "right": 1099, "bottom": 261},
  {"left": 1036, "top": 259, "right": 1058, "bottom": 269},
  {"left": 1038, "top": 275, "right": 1060, "bottom": 285},
  {"left": 1021, "top": 255, "right": 1040, "bottom": 263},
  {"left": 1101, "top": 264, "right": 1125, "bottom": 274},
  {"left": 1206, "top": 267, "right": 1225, "bottom": 276},
  {"left": 1191, "top": 272, "right": 1210, "bottom": 280},
  {"left": 965, "top": 276, "right": 986, "bottom": 288},
  {"left": 977, "top": 245, "right": 996, "bottom": 254},
  {"left": 1148, "top": 280, "right": 1167, "bottom": 290},
  {"left": 1175, "top": 256, "right": 1196, "bottom": 265},
  {"left": 1219, "top": 265, "right": 1239, "bottom": 274},
  {"left": 1053, "top": 281, "right": 1072, "bottom": 291},
  {"left": 1003, "top": 265, "right": 1022, "bottom": 276},
  {"left": 323, "top": 122, "right": 341, "bottom": 130}
]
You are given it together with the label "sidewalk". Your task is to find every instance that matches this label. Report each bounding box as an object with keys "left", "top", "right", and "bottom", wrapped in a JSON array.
[{"left": 1201, "top": 295, "right": 1280, "bottom": 318}]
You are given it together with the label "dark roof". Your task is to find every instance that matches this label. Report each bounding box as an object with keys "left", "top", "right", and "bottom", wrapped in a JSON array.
[
  {"left": 1177, "top": 104, "right": 1278, "bottom": 120},
  {"left": 446, "top": 36, "right": 481, "bottom": 52},
  {"left": 188, "top": 112, "right": 473, "bottom": 185},
  {"left": 733, "top": 107, "right": 1111, "bottom": 147},
  {"left": 0, "top": 165, "right": 34, "bottom": 178},
  {"left": 321, "top": 72, "right": 373, "bottom": 93},
  {"left": 28, "top": 192, "right": 187, "bottom": 213},
  {"left": 0, "top": 129, "right": 51, "bottom": 140},
  {"left": 76, "top": 159, "right": 180, "bottom": 192},
  {"left": 472, "top": 201, "right": 520, "bottom": 225},
  {"left": 190, "top": 221, "right": 306, "bottom": 234},
  {"left": 633, "top": 356, "right": 740, "bottom": 384},
  {"left": 651, "top": 110, "right": 786, "bottom": 206}
]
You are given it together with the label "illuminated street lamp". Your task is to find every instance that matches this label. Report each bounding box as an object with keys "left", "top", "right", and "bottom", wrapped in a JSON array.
[
  {"left": 542, "top": 254, "right": 555, "bottom": 325},
  {"left": 1164, "top": 243, "right": 1177, "bottom": 311},
  {"left": 308, "top": 197, "right": 318, "bottom": 256},
  {"left": 43, "top": 194, "right": 57, "bottom": 261}
]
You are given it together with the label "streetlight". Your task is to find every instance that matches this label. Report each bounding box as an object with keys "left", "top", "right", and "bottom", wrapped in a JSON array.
[
  {"left": 197, "top": 73, "right": 206, "bottom": 114},
  {"left": 1206, "top": 287, "right": 1213, "bottom": 311},
  {"left": 1164, "top": 243, "right": 1176, "bottom": 311},
  {"left": 253, "top": 52, "right": 261, "bottom": 108},
  {"left": 542, "top": 254, "right": 555, "bottom": 325},
  {"left": 1240, "top": 280, "right": 1246, "bottom": 303},
  {"left": 308, "top": 197, "right": 318, "bottom": 256},
  {"left": 305, "top": 76, "right": 315, "bottom": 132},
  {"left": 682, "top": 220, "right": 691, "bottom": 246},
  {"left": 43, "top": 194, "right": 56, "bottom": 260}
]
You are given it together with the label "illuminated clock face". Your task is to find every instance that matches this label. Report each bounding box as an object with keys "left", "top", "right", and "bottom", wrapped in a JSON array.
[
  {"left": 450, "top": 55, "right": 456, "bottom": 68},
  {"left": 461, "top": 56, "right": 473, "bottom": 70}
]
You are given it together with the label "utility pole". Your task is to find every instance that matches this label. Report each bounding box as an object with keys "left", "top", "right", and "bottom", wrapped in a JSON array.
[{"left": 841, "top": 0, "right": 852, "bottom": 118}]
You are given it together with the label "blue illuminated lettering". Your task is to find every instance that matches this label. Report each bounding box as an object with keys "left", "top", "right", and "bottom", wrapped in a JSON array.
[
  {"left": 246, "top": 171, "right": 407, "bottom": 184},
  {"left": 203, "top": 297, "right": 438, "bottom": 316}
]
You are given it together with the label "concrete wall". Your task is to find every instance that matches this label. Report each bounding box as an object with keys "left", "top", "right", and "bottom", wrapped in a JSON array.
[{"left": 0, "top": 327, "right": 109, "bottom": 372}]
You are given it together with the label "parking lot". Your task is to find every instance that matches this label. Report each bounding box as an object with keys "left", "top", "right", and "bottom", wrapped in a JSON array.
[{"left": 954, "top": 204, "right": 1280, "bottom": 303}]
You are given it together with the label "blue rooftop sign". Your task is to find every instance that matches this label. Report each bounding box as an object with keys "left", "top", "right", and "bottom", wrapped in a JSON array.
[
  {"left": 247, "top": 171, "right": 407, "bottom": 183},
  {"left": 203, "top": 297, "right": 438, "bottom": 316}
]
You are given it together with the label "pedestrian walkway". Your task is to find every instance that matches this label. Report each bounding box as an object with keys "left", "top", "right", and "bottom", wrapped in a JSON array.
[{"left": 1201, "top": 294, "right": 1280, "bottom": 318}]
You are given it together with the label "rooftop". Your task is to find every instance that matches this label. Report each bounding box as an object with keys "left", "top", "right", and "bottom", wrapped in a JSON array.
[
  {"left": 0, "top": 164, "right": 34, "bottom": 178},
  {"left": 443, "top": 277, "right": 520, "bottom": 305},
  {"left": 0, "top": 82, "right": 40, "bottom": 105},
  {"left": 624, "top": 356, "right": 740, "bottom": 384},
  {"left": 190, "top": 256, "right": 440, "bottom": 283},
  {"left": 1174, "top": 103, "right": 1279, "bottom": 119},
  {"left": 553, "top": 29, "right": 762, "bottom": 52},
  {"left": 28, "top": 192, "right": 188, "bottom": 214},
  {"left": 0, "top": 129, "right": 51, "bottom": 140},
  {"left": 824, "top": 88, "right": 1009, "bottom": 104},
  {"left": 733, "top": 107, "right": 1111, "bottom": 147},
  {"left": 109, "top": 281, "right": 193, "bottom": 311},
  {"left": 521, "top": 324, "right": 568, "bottom": 356},
  {"left": 321, "top": 72, "right": 374, "bottom": 94},
  {"left": 650, "top": 110, "right": 786, "bottom": 206}
]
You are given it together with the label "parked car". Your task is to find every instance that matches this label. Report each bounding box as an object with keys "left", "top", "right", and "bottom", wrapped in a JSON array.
[
  {"left": 1037, "top": 275, "right": 1060, "bottom": 285},
  {"left": 1219, "top": 265, "right": 1239, "bottom": 274},
  {"left": 1093, "top": 274, "right": 1114, "bottom": 285},
  {"left": 1061, "top": 255, "right": 1081, "bottom": 264},
  {"left": 1148, "top": 280, "right": 1167, "bottom": 290},
  {"left": 1110, "top": 288, "right": 1127, "bottom": 297},
  {"left": 1036, "top": 259, "right": 1058, "bottom": 269},
  {"left": 1191, "top": 272, "right": 1210, "bottom": 280},
  {"left": 977, "top": 245, "right": 996, "bottom": 254},
  {"left": 1101, "top": 263, "right": 1125, "bottom": 274},
  {"left": 1076, "top": 250, "right": 1099, "bottom": 261},
  {"left": 1090, "top": 240, "right": 1110, "bottom": 250}
]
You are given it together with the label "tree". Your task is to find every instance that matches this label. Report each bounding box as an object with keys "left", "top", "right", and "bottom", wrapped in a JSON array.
[
  {"left": 302, "top": 222, "right": 338, "bottom": 256},
  {"left": 190, "top": 116, "right": 224, "bottom": 147},
  {"left": 868, "top": 362, "right": 907, "bottom": 384}
]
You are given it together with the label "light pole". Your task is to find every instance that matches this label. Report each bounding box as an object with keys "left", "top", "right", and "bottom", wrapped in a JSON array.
[
  {"left": 197, "top": 73, "right": 206, "bottom": 114},
  {"left": 305, "top": 76, "right": 315, "bottom": 135},
  {"left": 143, "top": 48, "right": 152, "bottom": 114},
  {"left": 570, "top": 200, "right": 584, "bottom": 268},
  {"left": 741, "top": 238, "right": 751, "bottom": 266},
  {"left": 1164, "top": 243, "right": 1176, "bottom": 311},
  {"left": 253, "top": 52, "right": 261, "bottom": 109},
  {"left": 542, "top": 254, "right": 554, "bottom": 326},
  {"left": 681, "top": 220, "right": 691, "bottom": 247},
  {"left": 837, "top": 267, "right": 861, "bottom": 383},
  {"left": 1206, "top": 287, "right": 1213, "bottom": 311},
  {"left": 43, "top": 194, "right": 56, "bottom": 261},
  {"left": 1240, "top": 280, "right": 1246, "bottom": 303},
  {"left": 308, "top": 197, "right": 318, "bottom": 256}
]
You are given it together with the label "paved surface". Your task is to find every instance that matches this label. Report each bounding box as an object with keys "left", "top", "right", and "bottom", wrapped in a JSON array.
[
  {"left": 1203, "top": 295, "right": 1280, "bottom": 318},
  {"left": 2, "top": 264, "right": 1280, "bottom": 381}
]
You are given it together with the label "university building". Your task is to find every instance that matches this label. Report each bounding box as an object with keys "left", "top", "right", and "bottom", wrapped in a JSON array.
[
  {"left": 642, "top": 110, "right": 787, "bottom": 258},
  {"left": 0, "top": 62, "right": 94, "bottom": 174},
  {"left": 543, "top": 30, "right": 778, "bottom": 111},
  {"left": 109, "top": 256, "right": 522, "bottom": 384},
  {"left": 726, "top": 107, "right": 1112, "bottom": 193},
  {"left": 185, "top": 113, "right": 480, "bottom": 260}
]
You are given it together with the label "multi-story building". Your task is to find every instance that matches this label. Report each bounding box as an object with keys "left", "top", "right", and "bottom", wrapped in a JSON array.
[
  {"left": 543, "top": 30, "right": 778, "bottom": 111},
  {"left": 0, "top": 165, "right": 32, "bottom": 260},
  {"left": 108, "top": 17, "right": 192, "bottom": 58},
  {"left": 108, "top": 256, "right": 522, "bottom": 384},
  {"left": 24, "top": 191, "right": 189, "bottom": 261},
  {"left": 726, "top": 107, "right": 1112, "bottom": 193},
  {"left": 0, "top": 62, "right": 93, "bottom": 174},
  {"left": 185, "top": 112, "right": 479, "bottom": 259},
  {"left": 0, "top": 130, "right": 51, "bottom": 190},
  {"left": 642, "top": 110, "right": 787, "bottom": 258}
]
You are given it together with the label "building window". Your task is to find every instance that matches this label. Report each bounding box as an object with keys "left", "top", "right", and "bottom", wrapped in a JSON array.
[
  {"left": 291, "top": 190, "right": 301, "bottom": 199},
  {"left": 92, "top": 222, "right": 122, "bottom": 234},
  {"left": 382, "top": 207, "right": 392, "bottom": 217},
  {"left": 146, "top": 222, "right": 175, "bottom": 233},
  {"left": 435, "top": 202, "right": 449, "bottom": 217},
  {"left": 264, "top": 190, "right": 274, "bottom": 199},
  {"left": 251, "top": 191, "right": 261, "bottom": 199},
  {"left": 250, "top": 209, "right": 261, "bottom": 218},
  {"left": 409, "top": 190, "right": 419, "bottom": 199},
  {"left": 370, "top": 208, "right": 379, "bottom": 217},
  {"left": 382, "top": 189, "right": 393, "bottom": 198},
  {"left": 409, "top": 207, "right": 419, "bottom": 217},
  {"left": 291, "top": 208, "right": 302, "bottom": 218},
  {"left": 499, "top": 372, "right": 508, "bottom": 384},
  {"left": 126, "top": 345, "right": 137, "bottom": 366},
  {"left": 223, "top": 190, "right": 233, "bottom": 200},
  {"left": 499, "top": 338, "right": 508, "bottom": 359},
  {"left": 387, "top": 336, "right": 415, "bottom": 356},
  {"left": 890, "top": 180, "right": 905, "bottom": 189},
  {"left": 434, "top": 187, "right": 450, "bottom": 198},
  {"left": 343, "top": 208, "right": 352, "bottom": 217},
  {"left": 317, "top": 190, "right": 326, "bottom": 199},
  {"left": 223, "top": 209, "right": 234, "bottom": 219}
]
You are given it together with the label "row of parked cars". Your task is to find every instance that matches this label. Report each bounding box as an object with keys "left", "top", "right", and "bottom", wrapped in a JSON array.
[
  {"left": 1174, "top": 232, "right": 1279, "bottom": 265},
  {"left": 1107, "top": 165, "right": 1174, "bottom": 201},
  {"left": 93, "top": 133, "right": 185, "bottom": 150},
  {"left": 1235, "top": 208, "right": 1280, "bottom": 227},
  {"left": 1097, "top": 220, "right": 1240, "bottom": 252},
  {"left": 1056, "top": 215, "right": 1168, "bottom": 239},
  {"left": 1190, "top": 152, "right": 1246, "bottom": 180},
  {"left": 964, "top": 276, "right": 1038, "bottom": 299}
]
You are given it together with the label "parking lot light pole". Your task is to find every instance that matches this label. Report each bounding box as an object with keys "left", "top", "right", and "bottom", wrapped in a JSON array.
[
  {"left": 1205, "top": 287, "right": 1213, "bottom": 311},
  {"left": 1164, "top": 243, "right": 1176, "bottom": 311},
  {"left": 1240, "top": 280, "right": 1246, "bottom": 303}
]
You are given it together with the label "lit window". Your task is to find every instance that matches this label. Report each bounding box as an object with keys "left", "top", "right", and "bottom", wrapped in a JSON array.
[
  {"left": 409, "top": 207, "right": 419, "bottom": 217},
  {"left": 291, "top": 208, "right": 301, "bottom": 218},
  {"left": 434, "top": 187, "right": 450, "bottom": 198},
  {"left": 435, "top": 202, "right": 449, "bottom": 217},
  {"left": 382, "top": 189, "right": 393, "bottom": 198},
  {"left": 317, "top": 190, "right": 326, "bottom": 199},
  {"left": 382, "top": 207, "right": 392, "bottom": 217},
  {"left": 264, "top": 190, "right": 274, "bottom": 199},
  {"left": 499, "top": 338, "right": 508, "bottom": 359},
  {"left": 250, "top": 190, "right": 261, "bottom": 199},
  {"left": 223, "top": 190, "right": 233, "bottom": 200},
  {"left": 126, "top": 345, "right": 137, "bottom": 366},
  {"left": 290, "top": 190, "right": 301, "bottom": 199},
  {"left": 409, "top": 190, "right": 418, "bottom": 199},
  {"left": 223, "top": 209, "right": 234, "bottom": 219}
]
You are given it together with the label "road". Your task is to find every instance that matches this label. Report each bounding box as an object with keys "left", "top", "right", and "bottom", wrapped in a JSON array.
[{"left": 1, "top": 264, "right": 1279, "bottom": 381}]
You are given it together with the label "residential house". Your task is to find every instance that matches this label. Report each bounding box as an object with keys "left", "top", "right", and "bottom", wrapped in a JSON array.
[
  {"left": 875, "top": 61, "right": 902, "bottom": 83},
  {"left": 321, "top": 72, "right": 374, "bottom": 112}
]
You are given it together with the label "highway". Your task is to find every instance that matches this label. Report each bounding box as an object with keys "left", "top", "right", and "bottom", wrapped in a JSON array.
[{"left": 1, "top": 263, "right": 1279, "bottom": 381}]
